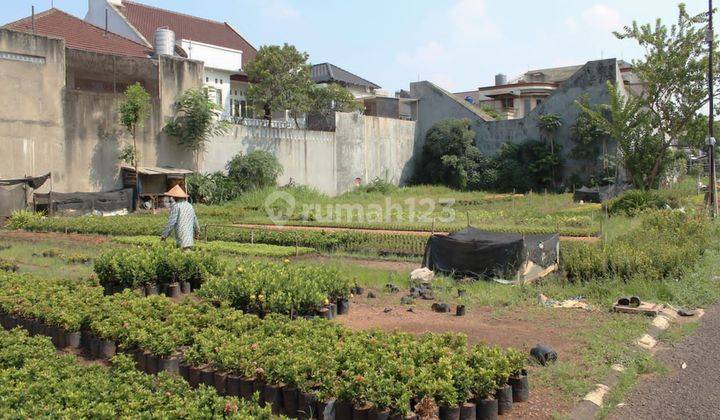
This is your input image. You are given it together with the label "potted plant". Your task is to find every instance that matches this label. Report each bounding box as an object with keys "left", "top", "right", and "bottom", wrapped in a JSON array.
[{"left": 506, "top": 348, "right": 528, "bottom": 402}]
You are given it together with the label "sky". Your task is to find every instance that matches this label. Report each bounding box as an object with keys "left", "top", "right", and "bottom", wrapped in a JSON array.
[{"left": 2, "top": 0, "right": 711, "bottom": 93}]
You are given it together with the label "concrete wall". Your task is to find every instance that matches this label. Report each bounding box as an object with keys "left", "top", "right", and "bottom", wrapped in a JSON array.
[
  {"left": 86, "top": 0, "right": 149, "bottom": 45},
  {"left": 410, "top": 59, "right": 622, "bottom": 177},
  {"left": 202, "top": 112, "right": 416, "bottom": 196},
  {"left": 0, "top": 29, "right": 65, "bottom": 189},
  {"left": 1, "top": 30, "right": 203, "bottom": 193}
]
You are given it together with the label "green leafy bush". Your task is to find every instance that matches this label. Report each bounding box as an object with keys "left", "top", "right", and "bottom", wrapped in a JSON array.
[
  {"left": 0, "top": 258, "right": 19, "bottom": 273},
  {"left": 0, "top": 328, "right": 270, "bottom": 418},
  {"left": 186, "top": 172, "right": 241, "bottom": 205},
  {"left": 227, "top": 150, "right": 283, "bottom": 191},
  {"left": 603, "top": 189, "right": 668, "bottom": 216},
  {"left": 197, "top": 261, "right": 352, "bottom": 315},
  {"left": 6, "top": 210, "right": 43, "bottom": 230}
]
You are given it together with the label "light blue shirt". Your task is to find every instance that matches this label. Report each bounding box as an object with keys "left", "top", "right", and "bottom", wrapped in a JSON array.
[{"left": 161, "top": 200, "right": 200, "bottom": 248}]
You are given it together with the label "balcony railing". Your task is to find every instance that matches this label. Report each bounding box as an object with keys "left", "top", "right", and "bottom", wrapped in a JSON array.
[{"left": 222, "top": 116, "right": 306, "bottom": 129}]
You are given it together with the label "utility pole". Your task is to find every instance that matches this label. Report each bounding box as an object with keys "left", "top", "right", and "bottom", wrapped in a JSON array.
[{"left": 709, "top": 0, "right": 718, "bottom": 217}]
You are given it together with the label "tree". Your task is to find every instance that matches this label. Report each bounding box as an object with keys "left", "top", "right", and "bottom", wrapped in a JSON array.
[
  {"left": 165, "top": 87, "right": 231, "bottom": 170},
  {"left": 536, "top": 113, "right": 563, "bottom": 186},
  {"left": 415, "top": 119, "right": 487, "bottom": 190},
  {"left": 245, "top": 44, "right": 314, "bottom": 124},
  {"left": 306, "top": 83, "right": 362, "bottom": 117},
  {"left": 571, "top": 99, "right": 615, "bottom": 185},
  {"left": 577, "top": 82, "right": 664, "bottom": 189},
  {"left": 611, "top": 3, "right": 719, "bottom": 188},
  {"left": 226, "top": 150, "right": 283, "bottom": 191},
  {"left": 119, "top": 83, "right": 151, "bottom": 210}
]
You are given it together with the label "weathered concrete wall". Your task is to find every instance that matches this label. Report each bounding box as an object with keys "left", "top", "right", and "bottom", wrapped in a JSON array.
[
  {"left": 203, "top": 113, "right": 416, "bottom": 196},
  {"left": 0, "top": 30, "right": 65, "bottom": 189},
  {"left": 410, "top": 59, "right": 621, "bottom": 177},
  {"left": 1, "top": 29, "right": 203, "bottom": 193}
]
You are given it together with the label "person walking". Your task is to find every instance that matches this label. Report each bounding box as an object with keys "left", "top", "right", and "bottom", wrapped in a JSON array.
[{"left": 160, "top": 185, "right": 200, "bottom": 249}]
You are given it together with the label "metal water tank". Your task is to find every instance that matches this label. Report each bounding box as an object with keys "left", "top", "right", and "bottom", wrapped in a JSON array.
[
  {"left": 154, "top": 27, "right": 175, "bottom": 57},
  {"left": 495, "top": 73, "right": 507, "bottom": 86}
]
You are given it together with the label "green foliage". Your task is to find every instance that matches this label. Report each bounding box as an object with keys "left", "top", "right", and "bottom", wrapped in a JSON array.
[
  {"left": 491, "top": 140, "right": 564, "bottom": 192},
  {"left": 479, "top": 105, "right": 501, "bottom": 120},
  {"left": 186, "top": 172, "right": 241, "bottom": 205},
  {"left": 93, "top": 245, "right": 222, "bottom": 289},
  {"left": 0, "top": 328, "right": 270, "bottom": 418},
  {"left": 118, "top": 83, "right": 151, "bottom": 168},
  {"left": 0, "top": 258, "right": 19, "bottom": 273},
  {"left": 198, "top": 260, "right": 352, "bottom": 315},
  {"left": 117, "top": 144, "right": 141, "bottom": 166},
  {"left": 307, "top": 83, "right": 363, "bottom": 117},
  {"left": 0, "top": 271, "right": 523, "bottom": 414},
  {"left": 226, "top": 150, "right": 283, "bottom": 191},
  {"left": 603, "top": 190, "right": 668, "bottom": 216},
  {"left": 6, "top": 210, "right": 43, "bottom": 230},
  {"left": 111, "top": 235, "right": 314, "bottom": 257},
  {"left": 164, "top": 88, "right": 231, "bottom": 166},
  {"left": 245, "top": 44, "right": 314, "bottom": 120},
  {"left": 355, "top": 176, "right": 397, "bottom": 194},
  {"left": 415, "top": 119, "right": 488, "bottom": 190},
  {"left": 562, "top": 210, "right": 712, "bottom": 283}
]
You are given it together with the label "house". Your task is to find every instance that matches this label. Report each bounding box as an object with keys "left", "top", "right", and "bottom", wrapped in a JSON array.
[
  {"left": 84, "top": 0, "right": 257, "bottom": 118},
  {"left": 311, "top": 62, "right": 381, "bottom": 99},
  {"left": 455, "top": 61, "right": 635, "bottom": 119}
]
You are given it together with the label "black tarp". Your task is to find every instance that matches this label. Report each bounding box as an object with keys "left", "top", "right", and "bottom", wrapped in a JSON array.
[
  {"left": 0, "top": 185, "right": 26, "bottom": 219},
  {"left": 573, "top": 184, "right": 629, "bottom": 203},
  {"left": 0, "top": 173, "right": 50, "bottom": 189},
  {"left": 34, "top": 189, "right": 133, "bottom": 215},
  {"left": 422, "top": 227, "right": 559, "bottom": 279}
]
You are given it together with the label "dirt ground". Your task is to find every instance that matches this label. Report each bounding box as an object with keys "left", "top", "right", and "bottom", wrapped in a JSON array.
[{"left": 0, "top": 230, "right": 108, "bottom": 245}]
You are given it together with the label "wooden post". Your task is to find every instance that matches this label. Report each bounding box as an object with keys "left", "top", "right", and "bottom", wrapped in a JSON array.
[
  {"left": 204, "top": 224, "right": 208, "bottom": 241},
  {"left": 466, "top": 211, "right": 470, "bottom": 227},
  {"left": 48, "top": 172, "right": 54, "bottom": 216}
]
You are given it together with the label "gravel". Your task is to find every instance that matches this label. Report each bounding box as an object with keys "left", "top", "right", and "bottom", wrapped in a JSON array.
[{"left": 609, "top": 304, "right": 720, "bottom": 420}]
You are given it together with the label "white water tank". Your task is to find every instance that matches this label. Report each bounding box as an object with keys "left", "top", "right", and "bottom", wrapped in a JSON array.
[
  {"left": 495, "top": 73, "right": 507, "bottom": 86},
  {"left": 154, "top": 27, "right": 175, "bottom": 57}
]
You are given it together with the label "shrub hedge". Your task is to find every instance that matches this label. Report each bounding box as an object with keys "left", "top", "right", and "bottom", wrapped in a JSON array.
[
  {"left": 0, "top": 328, "right": 271, "bottom": 418},
  {"left": 0, "top": 272, "right": 523, "bottom": 416}
]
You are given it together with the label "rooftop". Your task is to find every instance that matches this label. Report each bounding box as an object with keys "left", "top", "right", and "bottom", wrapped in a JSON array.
[
  {"left": 3, "top": 8, "right": 152, "bottom": 58},
  {"left": 116, "top": 1, "right": 257, "bottom": 66},
  {"left": 311, "top": 62, "right": 381, "bottom": 89}
]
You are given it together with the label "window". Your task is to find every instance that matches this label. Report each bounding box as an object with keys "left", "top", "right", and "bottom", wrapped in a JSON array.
[
  {"left": 215, "top": 79, "right": 218, "bottom": 84},
  {"left": 205, "top": 77, "right": 209, "bottom": 82},
  {"left": 523, "top": 98, "right": 531, "bottom": 114},
  {"left": 536, "top": 98, "right": 543, "bottom": 106},
  {"left": 501, "top": 97, "right": 514, "bottom": 109},
  {"left": 220, "top": 79, "right": 223, "bottom": 85}
]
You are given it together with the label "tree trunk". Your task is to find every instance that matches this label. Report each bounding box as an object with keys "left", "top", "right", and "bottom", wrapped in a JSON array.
[
  {"left": 133, "top": 128, "right": 139, "bottom": 211},
  {"left": 264, "top": 103, "right": 272, "bottom": 124}
]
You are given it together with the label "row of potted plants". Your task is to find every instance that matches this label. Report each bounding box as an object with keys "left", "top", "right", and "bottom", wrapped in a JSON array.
[
  {"left": 197, "top": 261, "right": 354, "bottom": 317},
  {"left": 93, "top": 244, "right": 223, "bottom": 293},
  {"left": 0, "top": 327, "right": 272, "bottom": 418},
  {"left": 0, "top": 272, "right": 529, "bottom": 420}
]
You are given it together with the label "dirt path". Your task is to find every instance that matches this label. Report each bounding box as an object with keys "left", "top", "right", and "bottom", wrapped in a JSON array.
[
  {"left": 609, "top": 304, "right": 720, "bottom": 419},
  {"left": 0, "top": 230, "right": 108, "bottom": 244},
  {"left": 230, "top": 223, "right": 599, "bottom": 242}
]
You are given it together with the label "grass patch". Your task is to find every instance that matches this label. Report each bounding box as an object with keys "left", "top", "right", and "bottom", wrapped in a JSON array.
[
  {"left": 658, "top": 321, "right": 700, "bottom": 344},
  {"left": 111, "top": 235, "right": 315, "bottom": 257}
]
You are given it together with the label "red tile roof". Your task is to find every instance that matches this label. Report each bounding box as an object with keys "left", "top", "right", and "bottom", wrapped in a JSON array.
[
  {"left": 117, "top": 1, "right": 256, "bottom": 66},
  {"left": 3, "top": 8, "right": 152, "bottom": 59}
]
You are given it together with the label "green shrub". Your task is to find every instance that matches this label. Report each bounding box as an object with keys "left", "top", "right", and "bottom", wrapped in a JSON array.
[
  {"left": 603, "top": 190, "right": 667, "bottom": 216},
  {"left": 0, "top": 258, "right": 19, "bottom": 273},
  {"left": 356, "top": 176, "right": 397, "bottom": 194},
  {"left": 227, "top": 150, "right": 283, "bottom": 191},
  {"left": 6, "top": 210, "right": 43, "bottom": 230},
  {"left": 186, "top": 172, "right": 241, "bottom": 204}
]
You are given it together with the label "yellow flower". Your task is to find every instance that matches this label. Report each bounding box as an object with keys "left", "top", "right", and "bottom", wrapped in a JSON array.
[
  {"left": 323, "top": 298, "right": 330, "bottom": 306},
  {"left": 283, "top": 258, "right": 290, "bottom": 264},
  {"left": 250, "top": 294, "right": 256, "bottom": 300},
  {"left": 236, "top": 267, "right": 244, "bottom": 273},
  {"left": 258, "top": 294, "right": 265, "bottom": 302}
]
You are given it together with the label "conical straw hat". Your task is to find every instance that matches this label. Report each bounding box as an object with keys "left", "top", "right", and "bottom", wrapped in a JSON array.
[{"left": 165, "top": 185, "right": 189, "bottom": 198}]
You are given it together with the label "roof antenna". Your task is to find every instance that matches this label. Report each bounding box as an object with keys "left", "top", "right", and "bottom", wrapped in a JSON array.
[
  {"left": 105, "top": 9, "right": 108, "bottom": 36},
  {"left": 31, "top": 6, "right": 35, "bottom": 34}
]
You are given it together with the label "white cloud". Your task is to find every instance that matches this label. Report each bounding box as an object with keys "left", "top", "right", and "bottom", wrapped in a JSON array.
[
  {"left": 581, "top": 3, "right": 621, "bottom": 31},
  {"left": 447, "top": 0, "right": 500, "bottom": 42},
  {"left": 261, "top": 0, "right": 299, "bottom": 19},
  {"left": 564, "top": 16, "right": 578, "bottom": 32}
]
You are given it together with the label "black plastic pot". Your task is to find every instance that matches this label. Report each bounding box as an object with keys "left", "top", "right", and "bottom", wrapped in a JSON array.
[
  {"left": 439, "top": 405, "right": 461, "bottom": 420},
  {"left": 456, "top": 305, "right": 467, "bottom": 317},
  {"left": 282, "top": 385, "right": 300, "bottom": 417},
  {"left": 133, "top": 286, "right": 146, "bottom": 297},
  {"left": 65, "top": 331, "right": 81, "bottom": 349},
  {"left": 459, "top": 402, "right": 476, "bottom": 420},
  {"left": 227, "top": 374, "right": 242, "bottom": 397},
  {"left": 353, "top": 402, "right": 372, "bottom": 420},
  {"left": 240, "top": 377, "right": 256, "bottom": 400},
  {"left": 475, "top": 398, "right": 497, "bottom": 420},
  {"left": 337, "top": 298, "right": 350, "bottom": 315},
  {"left": 187, "top": 365, "right": 202, "bottom": 388},
  {"left": 49, "top": 325, "right": 64, "bottom": 348},
  {"left": 6, "top": 314, "right": 19, "bottom": 329},
  {"left": 369, "top": 407, "right": 391, "bottom": 420},
  {"left": 214, "top": 371, "right": 228, "bottom": 395},
  {"left": 263, "top": 383, "right": 283, "bottom": 415},
  {"left": 200, "top": 367, "right": 215, "bottom": 386},
  {"left": 146, "top": 352, "right": 160, "bottom": 375},
  {"left": 316, "top": 398, "right": 336, "bottom": 420},
  {"left": 159, "top": 356, "right": 180, "bottom": 375},
  {"left": 254, "top": 379, "right": 266, "bottom": 406},
  {"left": 181, "top": 281, "right": 192, "bottom": 294},
  {"left": 389, "top": 412, "right": 417, "bottom": 420},
  {"left": 335, "top": 400, "right": 353, "bottom": 420},
  {"left": 167, "top": 282, "right": 182, "bottom": 298},
  {"left": 89, "top": 334, "right": 100, "bottom": 359},
  {"left": 98, "top": 339, "right": 117, "bottom": 359},
  {"left": 329, "top": 303, "right": 338, "bottom": 318},
  {"left": 495, "top": 385, "right": 513, "bottom": 415},
  {"left": 179, "top": 363, "right": 191, "bottom": 382},
  {"left": 318, "top": 307, "right": 332, "bottom": 320},
  {"left": 508, "top": 372, "right": 529, "bottom": 402},
  {"left": 145, "top": 283, "right": 159, "bottom": 296},
  {"left": 298, "top": 391, "right": 318, "bottom": 419}
]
